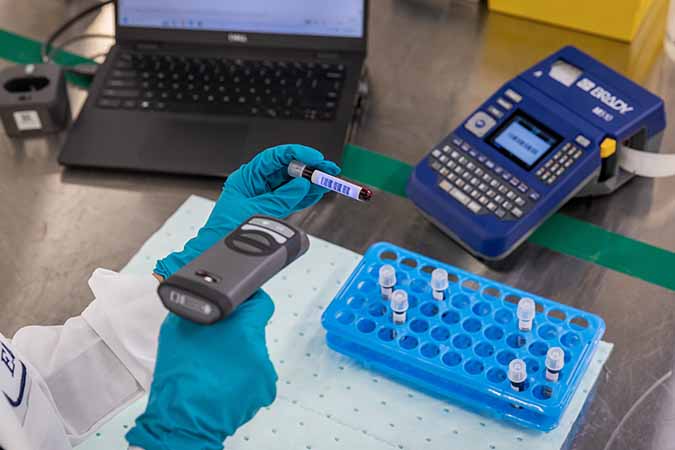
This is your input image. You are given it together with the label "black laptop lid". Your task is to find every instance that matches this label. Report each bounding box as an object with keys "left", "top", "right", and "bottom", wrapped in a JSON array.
[{"left": 114, "top": 0, "right": 368, "bottom": 52}]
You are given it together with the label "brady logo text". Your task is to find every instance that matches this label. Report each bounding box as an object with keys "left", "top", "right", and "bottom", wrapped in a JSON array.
[{"left": 576, "top": 78, "right": 634, "bottom": 115}]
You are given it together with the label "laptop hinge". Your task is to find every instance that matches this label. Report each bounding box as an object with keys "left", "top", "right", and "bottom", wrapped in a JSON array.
[{"left": 125, "top": 44, "right": 356, "bottom": 59}]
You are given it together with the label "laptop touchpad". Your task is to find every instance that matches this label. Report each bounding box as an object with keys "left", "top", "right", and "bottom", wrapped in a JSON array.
[{"left": 139, "top": 117, "right": 250, "bottom": 175}]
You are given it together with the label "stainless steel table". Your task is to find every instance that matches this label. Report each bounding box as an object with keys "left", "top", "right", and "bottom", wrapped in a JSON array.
[{"left": 1, "top": 1, "right": 674, "bottom": 449}]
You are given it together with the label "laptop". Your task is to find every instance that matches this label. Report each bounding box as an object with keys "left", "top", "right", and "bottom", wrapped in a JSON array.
[{"left": 59, "top": 0, "right": 368, "bottom": 176}]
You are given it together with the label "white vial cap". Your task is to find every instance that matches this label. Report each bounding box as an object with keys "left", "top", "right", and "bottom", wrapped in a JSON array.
[
  {"left": 390, "top": 289, "right": 409, "bottom": 313},
  {"left": 430, "top": 268, "right": 449, "bottom": 292},
  {"left": 287, "top": 160, "right": 306, "bottom": 178},
  {"left": 508, "top": 359, "right": 527, "bottom": 384},
  {"left": 546, "top": 347, "right": 565, "bottom": 371},
  {"left": 379, "top": 264, "right": 397, "bottom": 288},
  {"left": 517, "top": 297, "right": 536, "bottom": 321}
]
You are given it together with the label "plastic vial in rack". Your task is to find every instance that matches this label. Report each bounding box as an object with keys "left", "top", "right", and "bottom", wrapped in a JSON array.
[
  {"left": 517, "top": 297, "right": 535, "bottom": 331},
  {"left": 508, "top": 359, "right": 527, "bottom": 393},
  {"left": 379, "top": 264, "right": 397, "bottom": 299},
  {"left": 430, "top": 268, "right": 449, "bottom": 301},
  {"left": 390, "top": 289, "right": 409, "bottom": 324},
  {"left": 545, "top": 347, "right": 565, "bottom": 382}
]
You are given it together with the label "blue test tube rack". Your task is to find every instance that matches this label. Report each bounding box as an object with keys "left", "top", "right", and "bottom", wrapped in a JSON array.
[{"left": 322, "top": 242, "right": 605, "bottom": 431}]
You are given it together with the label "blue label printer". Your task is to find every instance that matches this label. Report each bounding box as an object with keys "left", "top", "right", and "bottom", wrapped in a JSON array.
[{"left": 407, "top": 46, "right": 665, "bottom": 260}]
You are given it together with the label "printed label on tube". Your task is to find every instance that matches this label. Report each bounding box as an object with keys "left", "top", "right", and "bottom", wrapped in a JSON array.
[{"left": 311, "top": 171, "right": 361, "bottom": 199}]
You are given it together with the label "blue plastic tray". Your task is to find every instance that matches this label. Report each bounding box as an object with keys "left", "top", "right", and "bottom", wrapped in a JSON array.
[{"left": 321, "top": 242, "right": 605, "bottom": 431}]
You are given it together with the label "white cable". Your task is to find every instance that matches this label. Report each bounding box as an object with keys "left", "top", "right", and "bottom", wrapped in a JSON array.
[{"left": 619, "top": 146, "right": 675, "bottom": 178}]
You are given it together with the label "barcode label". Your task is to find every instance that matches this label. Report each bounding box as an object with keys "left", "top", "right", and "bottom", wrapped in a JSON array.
[
  {"left": 311, "top": 172, "right": 360, "bottom": 200},
  {"left": 13, "top": 110, "right": 42, "bottom": 131},
  {"left": 320, "top": 177, "right": 352, "bottom": 195}
]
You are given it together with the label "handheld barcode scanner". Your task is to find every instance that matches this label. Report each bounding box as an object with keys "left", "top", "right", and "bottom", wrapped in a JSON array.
[{"left": 158, "top": 216, "right": 310, "bottom": 324}]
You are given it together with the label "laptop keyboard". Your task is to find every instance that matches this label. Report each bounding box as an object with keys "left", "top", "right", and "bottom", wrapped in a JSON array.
[{"left": 96, "top": 52, "right": 347, "bottom": 121}]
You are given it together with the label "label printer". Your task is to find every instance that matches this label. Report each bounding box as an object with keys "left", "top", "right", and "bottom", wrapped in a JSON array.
[{"left": 407, "top": 46, "right": 665, "bottom": 260}]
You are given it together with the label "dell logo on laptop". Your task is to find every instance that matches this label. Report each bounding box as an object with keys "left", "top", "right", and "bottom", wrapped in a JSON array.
[{"left": 228, "top": 33, "right": 248, "bottom": 43}]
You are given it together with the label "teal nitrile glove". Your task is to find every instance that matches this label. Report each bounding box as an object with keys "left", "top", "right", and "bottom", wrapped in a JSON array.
[
  {"left": 126, "top": 290, "right": 277, "bottom": 450},
  {"left": 154, "top": 144, "right": 340, "bottom": 279}
]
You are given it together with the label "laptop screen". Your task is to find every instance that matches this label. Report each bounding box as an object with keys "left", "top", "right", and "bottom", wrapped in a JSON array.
[{"left": 117, "top": 0, "right": 365, "bottom": 38}]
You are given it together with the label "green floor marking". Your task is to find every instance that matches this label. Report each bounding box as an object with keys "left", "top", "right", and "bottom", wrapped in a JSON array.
[
  {"left": 2, "top": 27, "right": 673, "bottom": 291},
  {"left": 344, "top": 145, "right": 675, "bottom": 291},
  {"left": 343, "top": 144, "right": 413, "bottom": 197},
  {"left": 0, "top": 29, "right": 92, "bottom": 87},
  {"left": 530, "top": 214, "right": 675, "bottom": 291}
]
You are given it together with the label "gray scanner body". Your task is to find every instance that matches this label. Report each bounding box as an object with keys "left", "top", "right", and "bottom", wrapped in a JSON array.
[{"left": 158, "top": 215, "right": 310, "bottom": 324}]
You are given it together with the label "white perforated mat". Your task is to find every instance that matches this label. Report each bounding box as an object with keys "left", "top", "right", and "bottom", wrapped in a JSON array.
[{"left": 77, "top": 195, "right": 612, "bottom": 450}]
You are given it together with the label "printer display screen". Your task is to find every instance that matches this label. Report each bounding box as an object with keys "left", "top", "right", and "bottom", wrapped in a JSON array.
[{"left": 489, "top": 112, "right": 561, "bottom": 170}]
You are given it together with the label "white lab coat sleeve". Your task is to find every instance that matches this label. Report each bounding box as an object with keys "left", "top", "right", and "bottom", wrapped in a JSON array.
[
  {"left": 0, "top": 333, "right": 71, "bottom": 450},
  {"left": 9, "top": 268, "right": 168, "bottom": 447}
]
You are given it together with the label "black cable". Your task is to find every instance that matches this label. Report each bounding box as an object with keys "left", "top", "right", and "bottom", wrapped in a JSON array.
[
  {"left": 46, "top": 33, "right": 115, "bottom": 62},
  {"left": 41, "top": 0, "right": 114, "bottom": 75}
]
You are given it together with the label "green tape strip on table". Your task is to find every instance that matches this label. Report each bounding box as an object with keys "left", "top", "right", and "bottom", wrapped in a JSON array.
[
  {"left": 0, "top": 29, "right": 92, "bottom": 87},
  {"left": 342, "top": 144, "right": 413, "bottom": 197},
  {"left": 529, "top": 214, "right": 675, "bottom": 290},
  {"left": 2, "top": 27, "right": 673, "bottom": 291},
  {"left": 343, "top": 144, "right": 675, "bottom": 291}
]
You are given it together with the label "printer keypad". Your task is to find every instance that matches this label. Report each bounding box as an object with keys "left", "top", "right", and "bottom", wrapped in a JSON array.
[
  {"left": 536, "top": 143, "right": 582, "bottom": 185},
  {"left": 428, "top": 136, "right": 538, "bottom": 221}
]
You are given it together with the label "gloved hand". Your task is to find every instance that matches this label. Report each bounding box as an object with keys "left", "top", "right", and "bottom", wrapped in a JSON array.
[
  {"left": 154, "top": 144, "right": 340, "bottom": 279},
  {"left": 126, "top": 289, "right": 276, "bottom": 450}
]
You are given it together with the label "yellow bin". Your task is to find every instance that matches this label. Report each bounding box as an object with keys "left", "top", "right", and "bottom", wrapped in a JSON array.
[{"left": 487, "top": 0, "right": 660, "bottom": 42}]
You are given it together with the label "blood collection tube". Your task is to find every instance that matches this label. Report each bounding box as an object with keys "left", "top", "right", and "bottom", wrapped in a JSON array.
[
  {"left": 508, "top": 359, "right": 527, "bottom": 393},
  {"left": 517, "top": 297, "right": 535, "bottom": 332},
  {"left": 545, "top": 347, "right": 565, "bottom": 382},
  {"left": 288, "top": 160, "right": 373, "bottom": 202},
  {"left": 379, "top": 264, "right": 397, "bottom": 299},
  {"left": 430, "top": 268, "right": 449, "bottom": 301},
  {"left": 390, "top": 289, "right": 409, "bottom": 324}
]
